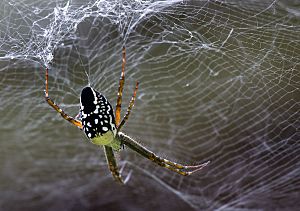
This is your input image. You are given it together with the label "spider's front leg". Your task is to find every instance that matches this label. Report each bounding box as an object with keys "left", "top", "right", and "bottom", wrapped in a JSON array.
[
  {"left": 44, "top": 68, "right": 83, "bottom": 129},
  {"left": 118, "top": 132, "right": 210, "bottom": 176},
  {"left": 104, "top": 146, "right": 124, "bottom": 184}
]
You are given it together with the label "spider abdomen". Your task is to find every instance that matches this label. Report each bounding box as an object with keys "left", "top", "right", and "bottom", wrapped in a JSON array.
[{"left": 80, "top": 87, "right": 118, "bottom": 148}]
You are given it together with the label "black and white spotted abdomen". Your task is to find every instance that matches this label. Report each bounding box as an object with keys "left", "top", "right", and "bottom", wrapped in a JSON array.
[{"left": 80, "top": 86, "right": 117, "bottom": 140}]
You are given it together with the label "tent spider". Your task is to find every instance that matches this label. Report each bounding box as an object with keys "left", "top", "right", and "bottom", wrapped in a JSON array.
[{"left": 44, "top": 47, "right": 210, "bottom": 184}]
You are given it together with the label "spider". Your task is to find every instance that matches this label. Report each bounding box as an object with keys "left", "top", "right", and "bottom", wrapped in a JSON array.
[{"left": 44, "top": 47, "right": 210, "bottom": 184}]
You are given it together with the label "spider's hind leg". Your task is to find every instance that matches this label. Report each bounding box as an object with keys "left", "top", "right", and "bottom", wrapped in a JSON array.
[
  {"left": 115, "top": 47, "right": 139, "bottom": 132},
  {"left": 115, "top": 47, "right": 126, "bottom": 126},
  {"left": 44, "top": 68, "right": 83, "bottom": 129},
  {"left": 117, "top": 81, "right": 139, "bottom": 132}
]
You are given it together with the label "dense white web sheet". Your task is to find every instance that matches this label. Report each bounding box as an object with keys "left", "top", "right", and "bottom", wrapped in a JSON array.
[{"left": 0, "top": 0, "right": 299, "bottom": 210}]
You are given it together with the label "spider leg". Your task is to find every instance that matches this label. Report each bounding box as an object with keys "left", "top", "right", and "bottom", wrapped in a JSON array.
[
  {"left": 115, "top": 47, "right": 126, "bottom": 126},
  {"left": 44, "top": 68, "right": 83, "bottom": 129},
  {"left": 118, "top": 132, "right": 210, "bottom": 176},
  {"left": 104, "top": 146, "right": 124, "bottom": 184},
  {"left": 117, "top": 81, "right": 139, "bottom": 133}
]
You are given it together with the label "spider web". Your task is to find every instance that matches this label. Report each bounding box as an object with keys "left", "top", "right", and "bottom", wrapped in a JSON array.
[{"left": 0, "top": 0, "right": 299, "bottom": 210}]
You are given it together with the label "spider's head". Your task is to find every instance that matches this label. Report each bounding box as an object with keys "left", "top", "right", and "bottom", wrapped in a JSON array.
[{"left": 80, "top": 87, "right": 118, "bottom": 149}]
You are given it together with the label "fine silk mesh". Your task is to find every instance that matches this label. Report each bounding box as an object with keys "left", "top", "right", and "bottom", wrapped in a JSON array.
[{"left": 0, "top": 0, "right": 299, "bottom": 210}]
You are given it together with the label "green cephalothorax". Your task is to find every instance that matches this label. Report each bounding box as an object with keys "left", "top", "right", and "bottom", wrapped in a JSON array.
[{"left": 91, "top": 131, "right": 122, "bottom": 151}]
